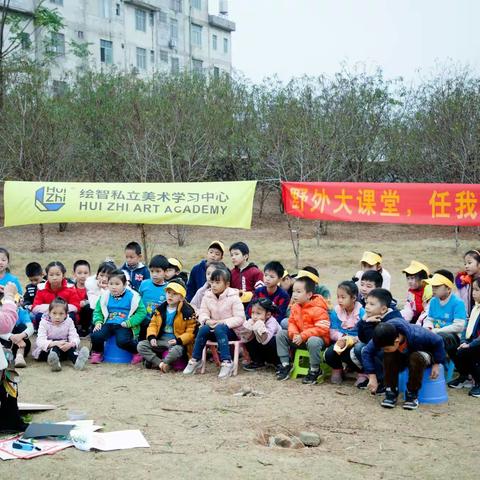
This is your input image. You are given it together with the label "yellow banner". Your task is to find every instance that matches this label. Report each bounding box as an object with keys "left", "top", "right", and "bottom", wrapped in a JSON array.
[{"left": 3, "top": 181, "right": 257, "bottom": 229}]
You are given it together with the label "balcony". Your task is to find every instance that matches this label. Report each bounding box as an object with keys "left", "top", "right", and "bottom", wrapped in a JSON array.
[
  {"left": 2, "top": 0, "right": 35, "bottom": 14},
  {"left": 208, "top": 14, "right": 235, "bottom": 32}
]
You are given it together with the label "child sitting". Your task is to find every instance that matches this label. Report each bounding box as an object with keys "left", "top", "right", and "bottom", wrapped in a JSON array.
[
  {"left": 32, "top": 298, "right": 89, "bottom": 372},
  {"left": 165, "top": 258, "right": 188, "bottom": 284},
  {"left": 448, "top": 277, "right": 480, "bottom": 397},
  {"left": 455, "top": 249, "right": 480, "bottom": 314},
  {"left": 137, "top": 280, "right": 196, "bottom": 372},
  {"left": 275, "top": 273, "right": 330, "bottom": 384},
  {"left": 248, "top": 261, "right": 290, "bottom": 323},
  {"left": 85, "top": 261, "right": 117, "bottom": 311},
  {"left": 400, "top": 261, "right": 432, "bottom": 325},
  {"left": 0, "top": 247, "right": 23, "bottom": 294},
  {"left": 229, "top": 242, "right": 264, "bottom": 293},
  {"left": 121, "top": 241, "right": 150, "bottom": 290},
  {"left": 363, "top": 320, "right": 446, "bottom": 410},
  {"left": 354, "top": 251, "right": 391, "bottom": 290},
  {"left": 186, "top": 241, "right": 225, "bottom": 301},
  {"left": 357, "top": 270, "right": 383, "bottom": 307},
  {"left": 183, "top": 268, "right": 245, "bottom": 379},
  {"left": 90, "top": 270, "right": 147, "bottom": 365},
  {"left": 242, "top": 298, "right": 281, "bottom": 371},
  {"left": 190, "top": 261, "right": 228, "bottom": 313},
  {"left": 324, "top": 281, "right": 365, "bottom": 385},
  {"left": 31, "top": 261, "right": 81, "bottom": 326},
  {"left": 22, "top": 262, "right": 44, "bottom": 312},
  {"left": 73, "top": 260, "right": 92, "bottom": 336},
  {"left": 424, "top": 270, "right": 467, "bottom": 361},
  {"left": 0, "top": 293, "right": 33, "bottom": 368}
]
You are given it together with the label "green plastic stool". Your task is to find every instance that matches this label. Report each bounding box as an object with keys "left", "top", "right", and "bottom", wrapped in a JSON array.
[{"left": 290, "top": 349, "right": 331, "bottom": 382}]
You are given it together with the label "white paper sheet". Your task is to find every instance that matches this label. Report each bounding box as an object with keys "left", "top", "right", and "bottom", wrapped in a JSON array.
[{"left": 90, "top": 430, "right": 149, "bottom": 451}]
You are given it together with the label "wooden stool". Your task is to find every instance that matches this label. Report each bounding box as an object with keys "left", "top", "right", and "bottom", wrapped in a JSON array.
[{"left": 201, "top": 340, "right": 243, "bottom": 376}]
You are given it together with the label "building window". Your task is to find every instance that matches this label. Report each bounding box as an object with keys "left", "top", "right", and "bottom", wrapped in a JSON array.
[
  {"left": 116, "top": 3, "right": 120, "bottom": 15},
  {"left": 170, "top": 18, "right": 178, "bottom": 39},
  {"left": 136, "top": 47, "right": 147, "bottom": 70},
  {"left": 160, "top": 50, "right": 168, "bottom": 62},
  {"left": 192, "top": 59, "right": 203, "bottom": 73},
  {"left": 170, "top": 0, "right": 182, "bottom": 13},
  {"left": 77, "top": 31, "right": 84, "bottom": 39},
  {"left": 171, "top": 57, "right": 179, "bottom": 74},
  {"left": 223, "top": 37, "right": 228, "bottom": 54},
  {"left": 213, "top": 66, "right": 220, "bottom": 78},
  {"left": 50, "top": 0, "right": 63, "bottom": 5},
  {"left": 100, "top": 0, "right": 112, "bottom": 18},
  {"left": 51, "top": 32, "right": 65, "bottom": 55},
  {"left": 192, "top": 0, "right": 201, "bottom": 9},
  {"left": 191, "top": 24, "right": 202, "bottom": 47},
  {"left": 100, "top": 39, "right": 113, "bottom": 64},
  {"left": 135, "top": 8, "right": 146, "bottom": 32},
  {"left": 149, "top": 11, "right": 154, "bottom": 26},
  {"left": 212, "top": 34, "right": 217, "bottom": 50},
  {"left": 150, "top": 50, "right": 155, "bottom": 65},
  {"left": 159, "top": 10, "right": 167, "bottom": 23}
]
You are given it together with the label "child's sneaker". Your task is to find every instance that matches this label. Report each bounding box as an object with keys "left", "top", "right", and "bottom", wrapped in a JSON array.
[
  {"left": 89, "top": 352, "right": 103, "bottom": 364},
  {"left": 448, "top": 375, "right": 470, "bottom": 389},
  {"left": 47, "top": 351, "right": 62, "bottom": 372},
  {"left": 302, "top": 368, "right": 322, "bottom": 384},
  {"left": 375, "top": 382, "right": 386, "bottom": 395},
  {"left": 183, "top": 358, "right": 203, "bottom": 375},
  {"left": 276, "top": 364, "right": 292, "bottom": 381},
  {"left": 354, "top": 373, "right": 369, "bottom": 388},
  {"left": 74, "top": 347, "right": 89, "bottom": 371},
  {"left": 403, "top": 391, "right": 419, "bottom": 410},
  {"left": 381, "top": 388, "right": 398, "bottom": 408},
  {"left": 218, "top": 361, "right": 234, "bottom": 379},
  {"left": 330, "top": 368, "right": 343, "bottom": 385},
  {"left": 14, "top": 354, "right": 27, "bottom": 368},
  {"left": 468, "top": 385, "right": 480, "bottom": 398},
  {"left": 242, "top": 361, "right": 265, "bottom": 372},
  {"left": 130, "top": 353, "right": 143, "bottom": 365}
]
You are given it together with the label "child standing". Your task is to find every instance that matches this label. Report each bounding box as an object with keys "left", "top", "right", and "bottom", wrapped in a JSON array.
[
  {"left": 121, "top": 241, "right": 150, "bottom": 291},
  {"left": 32, "top": 298, "right": 89, "bottom": 372},
  {"left": 0, "top": 248, "right": 23, "bottom": 294},
  {"left": 324, "top": 281, "right": 365, "bottom": 385},
  {"left": 190, "top": 261, "right": 228, "bottom": 313},
  {"left": 183, "top": 269, "right": 245, "bottom": 379},
  {"left": 448, "top": 277, "right": 480, "bottom": 397},
  {"left": 424, "top": 270, "right": 467, "bottom": 361},
  {"left": 248, "top": 261, "right": 290, "bottom": 323},
  {"left": 186, "top": 241, "right": 225, "bottom": 301},
  {"left": 363, "top": 320, "right": 446, "bottom": 410},
  {"left": 276, "top": 274, "right": 330, "bottom": 384},
  {"left": 137, "top": 280, "right": 196, "bottom": 372},
  {"left": 242, "top": 298, "right": 281, "bottom": 371},
  {"left": 354, "top": 251, "right": 391, "bottom": 290},
  {"left": 229, "top": 242, "right": 264, "bottom": 293},
  {"left": 73, "top": 260, "right": 91, "bottom": 336},
  {"left": 455, "top": 249, "right": 480, "bottom": 314},
  {"left": 400, "top": 261, "right": 432, "bottom": 325},
  {"left": 90, "top": 270, "right": 147, "bottom": 364},
  {"left": 85, "top": 261, "right": 117, "bottom": 311},
  {"left": 22, "top": 262, "right": 44, "bottom": 311},
  {"left": 139, "top": 255, "right": 169, "bottom": 319}
]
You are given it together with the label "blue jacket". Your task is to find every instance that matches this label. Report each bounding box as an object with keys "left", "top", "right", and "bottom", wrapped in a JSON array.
[
  {"left": 186, "top": 259, "right": 207, "bottom": 302},
  {"left": 357, "top": 308, "right": 403, "bottom": 344},
  {"left": 362, "top": 319, "right": 446, "bottom": 374}
]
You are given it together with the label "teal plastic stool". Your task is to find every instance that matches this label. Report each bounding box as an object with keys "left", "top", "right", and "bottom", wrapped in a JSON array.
[{"left": 398, "top": 364, "right": 448, "bottom": 404}]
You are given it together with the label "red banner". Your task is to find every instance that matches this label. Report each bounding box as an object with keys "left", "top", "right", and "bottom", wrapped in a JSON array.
[{"left": 281, "top": 181, "right": 480, "bottom": 226}]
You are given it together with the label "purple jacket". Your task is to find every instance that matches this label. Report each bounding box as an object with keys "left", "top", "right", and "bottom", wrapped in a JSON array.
[{"left": 32, "top": 315, "right": 80, "bottom": 359}]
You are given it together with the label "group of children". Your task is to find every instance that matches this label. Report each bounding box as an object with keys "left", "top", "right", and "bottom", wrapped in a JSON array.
[{"left": 1, "top": 241, "right": 480, "bottom": 416}]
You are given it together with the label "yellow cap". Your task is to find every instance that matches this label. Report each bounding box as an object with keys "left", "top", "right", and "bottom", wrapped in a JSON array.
[
  {"left": 361, "top": 251, "right": 382, "bottom": 266},
  {"left": 208, "top": 241, "right": 225, "bottom": 254},
  {"left": 239, "top": 290, "right": 253, "bottom": 303},
  {"left": 296, "top": 270, "right": 320, "bottom": 285},
  {"left": 403, "top": 261, "right": 430, "bottom": 276},
  {"left": 282, "top": 269, "right": 289, "bottom": 279},
  {"left": 425, "top": 273, "right": 454, "bottom": 290},
  {"left": 165, "top": 281, "right": 186, "bottom": 298},
  {"left": 168, "top": 258, "right": 182, "bottom": 271}
]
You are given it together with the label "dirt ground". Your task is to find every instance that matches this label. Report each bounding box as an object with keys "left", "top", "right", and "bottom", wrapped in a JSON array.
[{"left": 1, "top": 210, "right": 480, "bottom": 478}]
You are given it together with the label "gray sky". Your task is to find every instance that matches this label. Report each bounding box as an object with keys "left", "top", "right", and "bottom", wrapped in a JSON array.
[{"left": 218, "top": 0, "right": 479, "bottom": 82}]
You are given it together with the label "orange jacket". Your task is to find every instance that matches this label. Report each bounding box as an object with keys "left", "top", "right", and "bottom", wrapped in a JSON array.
[{"left": 288, "top": 294, "right": 330, "bottom": 345}]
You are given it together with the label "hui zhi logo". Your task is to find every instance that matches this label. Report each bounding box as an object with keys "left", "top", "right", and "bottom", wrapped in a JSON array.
[{"left": 35, "top": 186, "right": 66, "bottom": 212}]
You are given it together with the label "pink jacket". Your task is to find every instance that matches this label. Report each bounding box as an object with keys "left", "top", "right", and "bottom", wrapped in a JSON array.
[
  {"left": 0, "top": 301, "right": 18, "bottom": 334},
  {"left": 32, "top": 315, "right": 80, "bottom": 359},
  {"left": 198, "top": 287, "right": 246, "bottom": 335}
]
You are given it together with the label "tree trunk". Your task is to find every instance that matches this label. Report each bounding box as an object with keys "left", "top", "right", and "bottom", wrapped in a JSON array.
[
  {"left": 58, "top": 223, "right": 68, "bottom": 232},
  {"left": 39, "top": 224, "right": 45, "bottom": 252},
  {"left": 258, "top": 184, "right": 271, "bottom": 218},
  {"left": 287, "top": 217, "right": 300, "bottom": 268},
  {"left": 454, "top": 226, "right": 460, "bottom": 252},
  {"left": 176, "top": 225, "right": 187, "bottom": 247},
  {"left": 139, "top": 223, "right": 149, "bottom": 263}
]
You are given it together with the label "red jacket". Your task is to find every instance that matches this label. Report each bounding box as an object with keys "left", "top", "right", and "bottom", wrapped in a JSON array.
[
  {"left": 230, "top": 263, "right": 264, "bottom": 293},
  {"left": 32, "top": 279, "right": 81, "bottom": 313},
  {"left": 288, "top": 294, "right": 330, "bottom": 345}
]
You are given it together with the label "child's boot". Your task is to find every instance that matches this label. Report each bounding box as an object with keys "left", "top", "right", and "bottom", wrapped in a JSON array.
[
  {"left": 89, "top": 352, "right": 103, "bottom": 364},
  {"left": 330, "top": 368, "right": 343, "bottom": 384},
  {"left": 74, "top": 347, "right": 89, "bottom": 371},
  {"left": 131, "top": 353, "right": 143, "bottom": 365},
  {"left": 47, "top": 351, "right": 61, "bottom": 372},
  {"left": 14, "top": 353, "right": 27, "bottom": 368}
]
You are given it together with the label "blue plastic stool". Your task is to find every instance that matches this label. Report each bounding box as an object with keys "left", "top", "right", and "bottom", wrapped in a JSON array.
[
  {"left": 104, "top": 335, "right": 133, "bottom": 363},
  {"left": 398, "top": 364, "right": 448, "bottom": 404},
  {"left": 444, "top": 360, "right": 455, "bottom": 382}
]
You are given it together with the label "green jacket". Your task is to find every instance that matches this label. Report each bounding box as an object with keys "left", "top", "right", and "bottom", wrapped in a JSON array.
[{"left": 93, "top": 289, "right": 147, "bottom": 337}]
